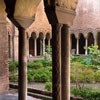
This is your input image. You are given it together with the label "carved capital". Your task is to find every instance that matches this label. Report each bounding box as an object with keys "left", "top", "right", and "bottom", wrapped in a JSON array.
[{"left": 44, "top": 0, "right": 77, "bottom": 11}]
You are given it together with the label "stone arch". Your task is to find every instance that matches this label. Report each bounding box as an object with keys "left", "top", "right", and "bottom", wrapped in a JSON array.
[
  {"left": 45, "top": 32, "right": 51, "bottom": 53},
  {"left": 29, "top": 32, "right": 37, "bottom": 56},
  {"left": 87, "top": 32, "right": 94, "bottom": 47},
  {"left": 79, "top": 33, "right": 85, "bottom": 54},
  {"left": 31, "top": 32, "right": 37, "bottom": 39},
  {"left": 45, "top": 32, "right": 50, "bottom": 45},
  {"left": 71, "top": 33, "right": 77, "bottom": 54},
  {"left": 46, "top": 32, "right": 51, "bottom": 39},
  {"left": 97, "top": 32, "right": 100, "bottom": 49},
  {"left": 37, "top": 32, "right": 44, "bottom": 56},
  {"left": 39, "top": 32, "right": 45, "bottom": 39}
]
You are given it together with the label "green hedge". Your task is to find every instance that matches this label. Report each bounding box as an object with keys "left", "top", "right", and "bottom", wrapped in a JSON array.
[
  {"left": 33, "top": 67, "right": 52, "bottom": 82},
  {"left": 9, "top": 60, "right": 52, "bottom": 82},
  {"left": 71, "top": 88, "right": 100, "bottom": 100}
]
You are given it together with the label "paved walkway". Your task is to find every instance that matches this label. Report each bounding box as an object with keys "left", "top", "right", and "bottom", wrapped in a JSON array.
[{"left": 0, "top": 93, "right": 40, "bottom": 100}]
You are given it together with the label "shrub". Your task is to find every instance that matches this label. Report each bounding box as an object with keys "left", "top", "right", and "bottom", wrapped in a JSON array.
[
  {"left": 27, "top": 69, "right": 35, "bottom": 82},
  {"left": 42, "top": 60, "right": 52, "bottom": 67},
  {"left": 71, "top": 64, "right": 95, "bottom": 84},
  {"left": 27, "top": 61, "right": 43, "bottom": 69},
  {"left": 33, "top": 67, "right": 52, "bottom": 82},
  {"left": 94, "top": 71, "right": 100, "bottom": 83},
  {"left": 71, "top": 88, "right": 100, "bottom": 100},
  {"left": 9, "top": 61, "right": 18, "bottom": 71},
  {"left": 10, "top": 72, "right": 18, "bottom": 82},
  {"left": 45, "top": 82, "right": 52, "bottom": 91}
]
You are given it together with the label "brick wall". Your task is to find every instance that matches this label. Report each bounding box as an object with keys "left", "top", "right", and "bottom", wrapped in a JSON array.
[
  {"left": 0, "top": 20, "right": 9, "bottom": 93},
  {"left": 71, "top": 0, "right": 100, "bottom": 30}
]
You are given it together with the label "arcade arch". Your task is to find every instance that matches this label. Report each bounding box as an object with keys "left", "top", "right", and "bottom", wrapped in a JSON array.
[
  {"left": 79, "top": 33, "right": 85, "bottom": 54},
  {"left": 71, "top": 34, "right": 77, "bottom": 54}
]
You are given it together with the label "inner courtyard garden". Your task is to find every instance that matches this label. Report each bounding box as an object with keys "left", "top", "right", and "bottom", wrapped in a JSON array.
[{"left": 9, "top": 45, "right": 100, "bottom": 100}]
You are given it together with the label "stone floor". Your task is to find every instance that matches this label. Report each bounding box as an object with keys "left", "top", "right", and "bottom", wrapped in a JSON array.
[{"left": 0, "top": 93, "right": 40, "bottom": 100}]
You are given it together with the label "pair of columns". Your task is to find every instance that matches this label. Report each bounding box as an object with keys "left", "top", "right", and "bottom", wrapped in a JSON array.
[
  {"left": 76, "top": 38, "right": 97, "bottom": 55},
  {"left": 52, "top": 24, "right": 70, "bottom": 100},
  {"left": 19, "top": 24, "right": 71, "bottom": 100}
]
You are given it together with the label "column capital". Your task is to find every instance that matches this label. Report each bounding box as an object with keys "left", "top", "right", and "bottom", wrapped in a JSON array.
[
  {"left": 44, "top": 6, "right": 76, "bottom": 25},
  {"left": 0, "top": 0, "right": 7, "bottom": 24}
]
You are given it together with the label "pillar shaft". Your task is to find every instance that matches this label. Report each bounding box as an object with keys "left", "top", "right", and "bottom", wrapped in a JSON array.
[
  {"left": 76, "top": 38, "right": 79, "bottom": 55},
  {"left": 61, "top": 24, "right": 70, "bottom": 100},
  {"left": 52, "top": 24, "right": 62, "bottom": 100},
  {"left": 40, "top": 39, "right": 43, "bottom": 56},
  {"left": 48, "top": 39, "right": 51, "bottom": 53},
  {"left": 27, "top": 38, "right": 29, "bottom": 58},
  {"left": 48, "top": 39, "right": 50, "bottom": 47},
  {"left": 34, "top": 38, "right": 37, "bottom": 56},
  {"left": 18, "top": 27, "right": 27, "bottom": 100},
  {"left": 43, "top": 38, "right": 45, "bottom": 55},
  {"left": 94, "top": 38, "right": 97, "bottom": 46},
  {"left": 85, "top": 38, "right": 88, "bottom": 55},
  {"left": 11, "top": 25, "right": 15, "bottom": 61}
]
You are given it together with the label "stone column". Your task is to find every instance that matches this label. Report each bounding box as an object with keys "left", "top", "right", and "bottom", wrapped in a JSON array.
[
  {"left": 27, "top": 37, "right": 29, "bottom": 58},
  {"left": 43, "top": 38, "right": 45, "bottom": 55},
  {"left": 18, "top": 27, "right": 27, "bottom": 100},
  {"left": 76, "top": 38, "right": 79, "bottom": 55},
  {"left": 48, "top": 38, "right": 51, "bottom": 53},
  {"left": 94, "top": 38, "right": 97, "bottom": 46},
  {"left": 48, "top": 39, "right": 50, "bottom": 47},
  {"left": 12, "top": 31, "right": 15, "bottom": 61},
  {"left": 85, "top": 38, "right": 88, "bottom": 55},
  {"left": 40, "top": 39, "right": 43, "bottom": 56},
  {"left": 34, "top": 38, "right": 37, "bottom": 56},
  {"left": 52, "top": 24, "right": 62, "bottom": 100},
  {"left": 61, "top": 24, "right": 70, "bottom": 100}
]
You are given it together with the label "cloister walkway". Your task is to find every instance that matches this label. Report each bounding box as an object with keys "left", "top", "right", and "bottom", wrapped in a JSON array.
[{"left": 0, "top": 93, "right": 39, "bottom": 100}]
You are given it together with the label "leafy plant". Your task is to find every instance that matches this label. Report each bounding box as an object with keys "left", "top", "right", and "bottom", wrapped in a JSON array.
[
  {"left": 27, "top": 61, "right": 43, "bottom": 69},
  {"left": 33, "top": 67, "right": 52, "bottom": 82},
  {"left": 45, "top": 82, "right": 52, "bottom": 91},
  {"left": 9, "top": 61, "right": 18, "bottom": 71},
  {"left": 71, "top": 87, "right": 100, "bottom": 100}
]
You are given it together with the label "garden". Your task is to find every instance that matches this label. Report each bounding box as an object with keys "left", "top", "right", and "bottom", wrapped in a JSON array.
[{"left": 9, "top": 45, "right": 100, "bottom": 100}]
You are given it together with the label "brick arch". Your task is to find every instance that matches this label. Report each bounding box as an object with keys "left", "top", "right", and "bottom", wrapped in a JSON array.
[
  {"left": 31, "top": 32, "right": 37, "bottom": 39},
  {"left": 29, "top": 37, "right": 34, "bottom": 56},
  {"left": 46, "top": 32, "right": 51, "bottom": 39},
  {"left": 39, "top": 32, "right": 45, "bottom": 39},
  {"left": 71, "top": 33, "right": 77, "bottom": 54},
  {"left": 87, "top": 32, "right": 94, "bottom": 47},
  {"left": 79, "top": 33, "right": 85, "bottom": 54}
]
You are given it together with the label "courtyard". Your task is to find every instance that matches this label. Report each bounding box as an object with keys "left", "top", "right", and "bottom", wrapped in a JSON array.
[{"left": 0, "top": 0, "right": 100, "bottom": 100}]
